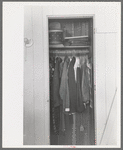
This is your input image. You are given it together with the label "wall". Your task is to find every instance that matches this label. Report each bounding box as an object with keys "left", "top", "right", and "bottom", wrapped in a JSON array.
[
  {"left": 24, "top": 6, "right": 52, "bottom": 145},
  {"left": 24, "top": 5, "right": 53, "bottom": 145},
  {"left": 24, "top": 3, "right": 120, "bottom": 145}
]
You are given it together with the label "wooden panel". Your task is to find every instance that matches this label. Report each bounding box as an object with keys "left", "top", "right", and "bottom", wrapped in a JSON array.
[
  {"left": 94, "top": 3, "right": 118, "bottom": 32},
  {"left": 95, "top": 34, "right": 106, "bottom": 145},
  {"left": 105, "top": 4, "right": 118, "bottom": 33},
  {"left": 101, "top": 93, "right": 117, "bottom": 145},
  {"left": 83, "top": 5, "right": 95, "bottom": 15},
  {"left": 24, "top": 6, "right": 34, "bottom": 145},
  {"left": 107, "top": 117, "right": 117, "bottom": 145},
  {"left": 52, "top": 3, "right": 96, "bottom": 16},
  {"left": 105, "top": 34, "right": 116, "bottom": 118},
  {"left": 52, "top": 5, "right": 85, "bottom": 15},
  {"left": 94, "top": 4, "right": 106, "bottom": 33},
  {"left": 32, "top": 6, "right": 45, "bottom": 145},
  {"left": 115, "top": 3, "right": 121, "bottom": 34},
  {"left": 43, "top": 6, "right": 53, "bottom": 145}
]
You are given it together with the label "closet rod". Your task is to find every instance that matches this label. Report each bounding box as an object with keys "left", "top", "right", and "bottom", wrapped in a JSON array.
[{"left": 49, "top": 49, "right": 89, "bottom": 56}]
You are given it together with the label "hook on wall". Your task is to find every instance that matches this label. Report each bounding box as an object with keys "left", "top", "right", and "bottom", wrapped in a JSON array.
[{"left": 24, "top": 38, "right": 34, "bottom": 48}]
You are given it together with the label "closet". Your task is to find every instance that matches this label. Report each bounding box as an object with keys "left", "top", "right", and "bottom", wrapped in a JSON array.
[{"left": 49, "top": 16, "right": 95, "bottom": 145}]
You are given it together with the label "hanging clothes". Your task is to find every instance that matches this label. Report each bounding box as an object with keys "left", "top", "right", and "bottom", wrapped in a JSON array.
[
  {"left": 74, "top": 57, "right": 80, "bottom": 81},
  {"left": 86, "top": 58, "right": 93, "bottom": 108},
  {"left": 59, "top": 61, "right": 64, "bottom": 79},
  {"left": 50, "top": 54, "right": 93, "bottom": 145},
  {"left": 59, "top": 56, "right": 70, "bottom": 111},
  {"left": 51, "top": 57, "right": 62, "bottom": 135},
  {"left": 81, "top": 57, "right": 90, "bottom": 103},
  {"left": 49, "top": 57, "right": 55, "bottom": 134},
  {"left": 49, "top": 56, "right": 59, "bottom": 140},
  {"left": 59, "top": 56, "right": 70, "bottom": 132},
  {"left": 52, "top": 57, "right": 62, "bottom": 107},
  {"left": 68, "top": 56, "right": 77, "bottom": 113},
  {"left": 73, "top": 55, "right": 92, "bottom": 145},
  {"left": 76, "top": 67, "right": 85, "bottom": 113}
]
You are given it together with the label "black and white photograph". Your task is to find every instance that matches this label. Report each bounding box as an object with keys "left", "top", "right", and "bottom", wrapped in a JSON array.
[{"left": 3, "top": 2, "right": 121, "bottom": 148}]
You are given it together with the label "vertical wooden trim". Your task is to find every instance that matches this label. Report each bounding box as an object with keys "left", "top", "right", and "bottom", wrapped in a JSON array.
[
  {"left": 32, "top": 6, "right": 46, "bottom": 145},
  {"left": 43, "top": 6, "right": 53, "bottom": 145},
  {"left": 93, "top": 15, "right": 97, "bottom": 145},
  {"left": 89, "top": 16, "right": 96, "bottom": 145},
  {"left": 24, "top": 6, "right": 35, "bottom": 145}
]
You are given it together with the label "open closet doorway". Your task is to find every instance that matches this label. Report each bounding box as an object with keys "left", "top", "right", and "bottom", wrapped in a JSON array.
[{"left": 48, "top": 16, "right": 95, "bottom": 145}]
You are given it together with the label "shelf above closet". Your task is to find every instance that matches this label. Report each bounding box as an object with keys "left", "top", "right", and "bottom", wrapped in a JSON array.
[
  {"left": 49, "top": 45, "right": 90, "bottom": 49},
  {"left": 64, "top": 35, "right": 88, "bottom": 40}
]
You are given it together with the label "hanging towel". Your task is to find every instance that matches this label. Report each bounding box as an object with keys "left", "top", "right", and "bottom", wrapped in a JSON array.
[{"left": 68, "top": 57, "right": 77, "bottom": 113}]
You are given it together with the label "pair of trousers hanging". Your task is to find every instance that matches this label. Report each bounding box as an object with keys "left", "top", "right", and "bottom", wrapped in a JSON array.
[{"left": 52, "top": 57, "right": 62, "bottom": 135}]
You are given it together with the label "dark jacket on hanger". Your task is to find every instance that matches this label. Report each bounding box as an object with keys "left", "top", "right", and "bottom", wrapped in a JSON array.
[
  {"left": 59, "top": 56, "right": 70, "bottom": 110},
  {"left": 53, "top": 57, "right": 62, "bottom": 107},
  {"left": 59, "top": 56, "right": 70, "bottom": 132},
  {"left": 52, "top": 57, "right": 62, "bottom": 135},
  {"left": 50, "top": 57, "right": 56, "bottom": 135},
  {"left": 82, "top": 61, "right": 90, "bottom": 103},
  {"left": 76, "top": 67, "right": 85, "bottom": 113},
  {"left": 68, "top": 57, "right": 77, "bottom": 113}
]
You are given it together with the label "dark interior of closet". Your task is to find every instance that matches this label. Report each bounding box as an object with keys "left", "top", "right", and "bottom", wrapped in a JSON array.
[{"left": 49, "top": 17, "right": 95, "bottom": 145}]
